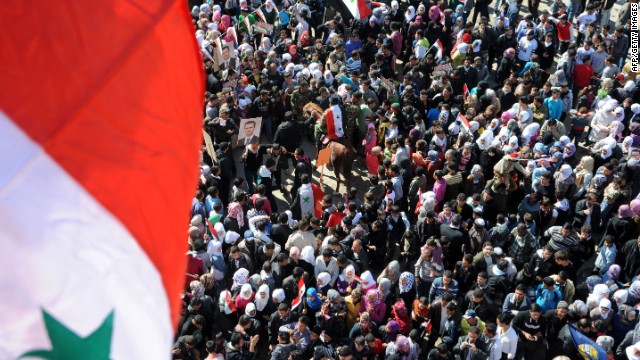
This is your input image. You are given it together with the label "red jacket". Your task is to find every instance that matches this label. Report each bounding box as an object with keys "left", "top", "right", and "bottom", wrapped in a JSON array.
[{"left": 573, "top": 63, "right": 594, "bottom": 88}]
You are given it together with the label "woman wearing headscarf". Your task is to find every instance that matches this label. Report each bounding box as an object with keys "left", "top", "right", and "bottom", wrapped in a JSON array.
[
  {"left": 300, "top": 246, "right": 316, "bottom": 271},
  {"left": 232, "top": 268, "right": 250, "bottom": 292},
  {"left": 377, "top": 260, "right": 401, "bottom": 288},
  {"left": 590, "top": 298, "right": 613, "bottom": 333},
  {"left": 359, "top": 270, "right": 377, "bottom": 293},
  {"left": 272, "top": 288, "right": 286, "bottom": 306},
  {"left": 235, "top": 283, "right": 255, "bottom": 315},
  {"left": 254, "top": 284, "right": 272, "bottom": 323},
  {"left": 362, "top": 289, "right": 387, "bottom": 325},
  {"left": 603, "top": 205, "right": 634, "bottom": 245},
  {"left": 304, "top": 287, "right": 323, "bottom": 327},
  {"left": 345, "top": 288, "right": 364, "bottom": 330},
  {"left": 465, "top": 164, "right": 486, "bottom": 195},
  {"left": 219, "top": 14, "right": 231, "bottom": 34},
  {"left": 381, "top": 320, "right": 401, "bottom": 343},
  {"left": 587, "top": 284, "right": 611, "bottom": 310},
  {"left": 336, "top": 265, "right": 359, "bottom": 296},
  {"left": 398, "top": 272, "right": 416, "bottom": 307},
  {"left": 553, "top": 164, "right": 576, "bottom": 198},
  {"left": 200, "top": 273, "right": 217, "bottom": 300},
  {"left": 316, "top": 272, "right": 332, "bottom": 297},
  {"left": 573, "top": 156, "right": 594, "bottom": 200},
  {"left": 611, "top": 306, "right": 638, "bottom": 346}
]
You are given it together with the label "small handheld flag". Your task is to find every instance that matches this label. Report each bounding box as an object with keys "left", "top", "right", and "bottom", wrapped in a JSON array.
[
  {"left": 457, "top": 113, "right": 471, "bottom": 133},
  {"left": 225, "top": 290, "right": 237, "bottom": 313},
  {"left": 291, "top": 277, "right": 306, "bottom": 310}
]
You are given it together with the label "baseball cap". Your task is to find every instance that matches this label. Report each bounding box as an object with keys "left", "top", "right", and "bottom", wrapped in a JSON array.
[{"left": 463, "top": 309, "right": 477, "bottom": 319}]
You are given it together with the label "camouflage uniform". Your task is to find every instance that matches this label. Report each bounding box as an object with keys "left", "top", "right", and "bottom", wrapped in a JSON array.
[
  {"left": 290, "top": 89, "right": 313, "bottom": 117},
  {"left": 343, "top": 103, "right": 361, "bottom": 142}
]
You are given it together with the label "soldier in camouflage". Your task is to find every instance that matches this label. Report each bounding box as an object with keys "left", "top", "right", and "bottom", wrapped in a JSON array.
[{"left": 290, "top": 81, "right": 313, "bottom": 117}]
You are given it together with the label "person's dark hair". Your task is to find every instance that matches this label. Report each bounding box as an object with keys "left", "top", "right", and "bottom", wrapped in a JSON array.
[
  {"left": 468, "top": 326, "right": 480, "bottom": 335},
  {"left": 190, "top": 297, "right": 203, "bottom": 307},
  {"left": 279, "top": 330, "right": 291, "bottom": 342},
  {"left": 290, "top": 350, "right": 304, "bottom": 360},
  {"left": 530, "top": 303, "right": 542, "bottom": 313},
  {"left": 515, "top": 284, "right": 526, "bottom": 292},
  {"left": 293, "top": 267, "right": 304, "bottom": 278},
  {"left": 552, "top": 249, "right": 569, "bottom": 261},
  {"left": 206, "top": 340, "right": 215, "bottom": 353},
  {"left": 364, "top": 333, "right": 376, "bottom": 343},
  {"left": 238, "top": 315, "right": 251, "bottom": 326},
  {"left": 472, "top": 289, "right": 485, "bottom": 299},
  {"left": 278, "top": 302, "right": 290, "bottom": 311},
  {"left": 445, "top": 302, "right": 458, "bottom": 311},
  {"left": 485, "top": 323, "right": 497, "bottom": 336},
  {"left": 442, "top": 292, "right": 454, "bottom": 302},
  {"left": 230, "top": 332, "right": 244, "bottom": 346}
]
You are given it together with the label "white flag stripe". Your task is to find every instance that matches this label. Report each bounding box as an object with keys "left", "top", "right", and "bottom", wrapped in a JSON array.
[{"left": 0, "top": 112, "right": 171, "bottom": 359}]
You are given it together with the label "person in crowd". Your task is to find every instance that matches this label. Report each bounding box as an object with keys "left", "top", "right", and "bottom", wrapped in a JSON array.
[{"left": 184, "top": 1, "right": 640, "bottom": 358}]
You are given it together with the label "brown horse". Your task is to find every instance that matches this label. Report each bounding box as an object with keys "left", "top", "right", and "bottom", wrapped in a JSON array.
[
  {"left": 326, "top": 139, "right": 356, "bottom": 194},
  {"left": 303, "top": 102, "right": 356, "bottom": 193}
]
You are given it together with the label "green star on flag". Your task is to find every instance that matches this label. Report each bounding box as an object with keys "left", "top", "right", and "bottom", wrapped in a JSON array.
[
  {"left": 302, "top": 196, "right": 310, "bottom": 203},
  {"left": 20, "top": 309, "right": 114, "bottom": 360}
]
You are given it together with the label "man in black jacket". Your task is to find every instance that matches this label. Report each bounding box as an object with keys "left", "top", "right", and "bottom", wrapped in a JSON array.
[
  {"left": 268, "top": 303, "right": 298, "bottom": 346},
  {"left": 453, "top": 326, "right": 488, "bottom": 360},
  {"left": 216, "top": 142, "right": 236, "bottom": 206},
  {"left": 226, "top": 332, "right": 259, "bottom": 360},
  {"left": 512, "top": 304, "right": 547, "bottom": 360},
  {"left": 573, "top": 194, "right": 601, "bottom": 231}
]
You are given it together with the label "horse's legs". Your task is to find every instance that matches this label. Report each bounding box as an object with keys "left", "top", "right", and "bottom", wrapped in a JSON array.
[{"left": 334, "top": 164, "right": 341, "bottom": 194}]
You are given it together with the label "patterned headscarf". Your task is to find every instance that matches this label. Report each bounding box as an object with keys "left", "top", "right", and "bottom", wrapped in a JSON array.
[
  {"left": 366, "top": 289, "right": 383, "bottom": 306},
  {"left": 200, "top": 273, "right": 215, "bottom": 289},
  {"left": 190, "top": 280, "right": 205, "bottom": 299},
  {"left": 232, "top": 268, "right": 249, "bottom": 290},
  {"left": 394, "top": 335, "right": 410, "bottom": 354},
  {"left": 399, "top": 272, "right": 415, "bottom": 294}
]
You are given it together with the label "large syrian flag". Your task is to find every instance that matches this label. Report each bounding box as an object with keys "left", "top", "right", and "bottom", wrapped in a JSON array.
[
  {"left": 326, "top": 0, "right": 382, "bottom": 20},
  {"left": 0, "top": 1, "right": 203, "bottom": 359},
  {"left": 325, "top": 105, "right": 345, "bottom": 139}
]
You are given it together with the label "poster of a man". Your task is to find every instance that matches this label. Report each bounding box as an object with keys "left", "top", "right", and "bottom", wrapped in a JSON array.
[{"left": 237, "top": 117, "right": 262, "bottom": 147}]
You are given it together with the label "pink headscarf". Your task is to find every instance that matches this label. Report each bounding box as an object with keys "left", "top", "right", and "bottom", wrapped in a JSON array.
[
  {"left": 213, "top": 10, "right": 222, "bottom": 22},
  {"left": 500, "top": 111, "right": 511, "bottom": 126},
  {"left": 219, "top": 15, "right": 231, "bottom": 33},
  {"left": 429, "top": 6, "right": 440, "bottom": 21},
  {"left": 619, "top": 204, "right": 633, "bottom": 218}
]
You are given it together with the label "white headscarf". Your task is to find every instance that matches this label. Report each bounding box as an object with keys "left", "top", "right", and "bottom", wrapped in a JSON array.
[
  {"left": 599, "top": 298, "right": 612, "bottom": 319},
  {"left": 405, "top": 6, "right": 416, "bottom": 22},
  {"left": 240, "top": 283, "right": 253, "bottom": 300},
  {"left": 255, "top": 284, "right": 270, "bottom": 311},
  {"left": 360, "top": 270, "right": 376, "bottom": 291},
  {"left": 317, "top": 272, "right": 331, "bottom": 289},
  {"left": 340, "top": 265, "right": 356, "bottom": 282},
  {"left": 272, "top": 288, "right": 285, "bottom": 303},
  {"left": 245, "top": 302, "right": 257, "bottom": 317},
  {"left": 301, "top": 246, "right": 315, "bottom": 265},
  {"left": 476, "top": 128, "right": 494, "bottom": 150}
]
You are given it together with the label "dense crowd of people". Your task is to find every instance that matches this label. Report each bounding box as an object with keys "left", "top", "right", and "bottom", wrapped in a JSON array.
[{"left": 176, "top": 0, "right": 640, "bottom": 358}]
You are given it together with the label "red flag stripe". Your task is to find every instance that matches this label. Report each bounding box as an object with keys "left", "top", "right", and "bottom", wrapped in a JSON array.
[{"left": 0, "top": 0, "right": 204, "bottom": 326}]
